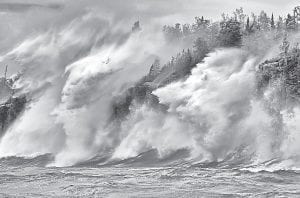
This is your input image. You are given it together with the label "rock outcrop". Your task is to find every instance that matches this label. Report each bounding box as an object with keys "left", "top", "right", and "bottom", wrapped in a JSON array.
[
  {"left": 0, "top": 77, "right": 26, "bottom": 137},
  {"left": 110, "top": 48, "right": 204, "bottom": 121},
  {"left": 0, "top": 77, "right": 14, "bottom": 104},
  {"left": 0, "top": 96, "right": 26, "bottom": 136},
  {"left": 257, "top": 47, "right": 300, "bottom": 104}
]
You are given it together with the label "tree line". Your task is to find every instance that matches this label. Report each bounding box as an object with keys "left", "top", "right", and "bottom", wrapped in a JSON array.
[{"left": 163, "top": 7, "right": 299, "bottom": 48}]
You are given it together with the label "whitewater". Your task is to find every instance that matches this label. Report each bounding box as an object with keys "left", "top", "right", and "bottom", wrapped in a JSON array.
[{"left": 0, "top": 1, "right": 300, "bottom": 197}]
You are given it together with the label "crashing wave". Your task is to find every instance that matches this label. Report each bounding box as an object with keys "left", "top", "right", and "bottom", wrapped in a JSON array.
[{"left": 0, "top": 9, "right": 300, "bottom": 170}]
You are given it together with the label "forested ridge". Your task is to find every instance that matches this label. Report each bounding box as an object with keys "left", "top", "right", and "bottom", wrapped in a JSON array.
[{"left": 111, "top": 6, "right": 300, "bottom": 122}]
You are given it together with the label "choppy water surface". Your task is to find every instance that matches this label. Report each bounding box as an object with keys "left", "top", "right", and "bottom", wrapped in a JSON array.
[
  {"left": 1, "top": 2, "right": 300, "bottom": 198},
  {"left": 1, "top": 155, "right": 300, "bottom": 198}
]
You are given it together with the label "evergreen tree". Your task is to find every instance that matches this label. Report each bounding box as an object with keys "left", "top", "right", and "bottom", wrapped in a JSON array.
[
  {"left": 280, "top": 34, "right": 290, "bottom": 56},
  {"left": 218, "top": 19, "right": 242, "bottom": 47},
  {"left": 193, "top": 37, "right": 209, "bottom": 62},
  {"left": 271, "top": 13, "right": 275, "bottom": 29},
  {"left": 258, "top": 11, "right": 270, "bottom": 31},
  {"left": 149, "top": 59, "right": 161, "bottom": 78},
  {"left": 251, "top": 13, "right": 260, "bottom": 31},
  {"left": 163, "top": 23, "right": 183, "bottom": 41},
  {"left": 182, "top": 24, "right": 191, "bottom": 36},
  {"left": 233, "top": 7, "right": 246, "bottom": 27},
  {"left": 193, "top": 16, "right": 210, "bottom": 32},
  {"left": 245, "top": 17, "right": 251, "bottom": 33},
  {"left": 132, "top": 21, "right": 141, "bottom": 32},
  {"left": 286, "top": 14, "right": 296, "bottom": 31},
  {"left": 277, "top": 16, "right": 284, "bottom": 30}
]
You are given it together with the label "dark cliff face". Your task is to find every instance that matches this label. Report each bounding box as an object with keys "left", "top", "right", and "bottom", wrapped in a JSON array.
[
  {"left": 0, "top": 96, "right": 26, "bottom": 136},
  {"left": 0, "top": 78, "right": 14, "bottom": 104},
  {"left": 110, "top": 56, "right": 196, "bottom": 122},
  {"left": 257, "top": 48, "right": 300, "bottom": 107},
  {"left": 0, "top": 77, "right": 27, "bottom": 137},
  {"left": 110, "top": 43, "right": 300, "bottom": 129},
  {"left": 255, "top": 49, "right": 300, "bottom": 148},
  {"left": 110, "top": 79, "right": 166, "bottom": 122},
  {"left": 110, "top": 48, "right": 207, "bottom": 122}
]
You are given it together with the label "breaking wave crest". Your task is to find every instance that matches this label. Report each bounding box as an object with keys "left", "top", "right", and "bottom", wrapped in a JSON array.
[{"left": 0, "top": 12, "right": 299, "bottom": 171}]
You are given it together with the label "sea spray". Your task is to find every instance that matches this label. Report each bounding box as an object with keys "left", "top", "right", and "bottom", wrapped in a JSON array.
[{"left": 0, "top": 13, "right": 180, "bottom": 166}]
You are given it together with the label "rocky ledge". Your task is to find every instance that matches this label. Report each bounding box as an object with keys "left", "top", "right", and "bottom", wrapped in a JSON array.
[
  {"left": 0, "top": 77, "right": 26, "bottom": 137},
  {"left": 257, "top": 46, "right": 300, "bottom": 104}
]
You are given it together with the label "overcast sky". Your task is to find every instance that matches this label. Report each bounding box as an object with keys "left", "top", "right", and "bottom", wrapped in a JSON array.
[
  {"left": 0, "top": 0, "right": 298, "bottom": 22},
  {"left": 0, "top": 0, "right": 298, "bottom": 47},
  {"left": 0, "top": 0, "right": 298, "bottom": 45},
  {"left": 0, "top": 0, "right": 299, "bottom": 76},
  {"left": 130, "top": 0, "right": 300, "bottom": 24}
]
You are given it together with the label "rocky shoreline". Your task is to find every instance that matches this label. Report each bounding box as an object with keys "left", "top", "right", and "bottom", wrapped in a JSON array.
[{"left": 0, "top": 77, "right": 26, "bottom": 137}]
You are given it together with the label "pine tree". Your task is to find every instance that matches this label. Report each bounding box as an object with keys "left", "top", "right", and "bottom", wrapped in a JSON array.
[
  {"left": 251, "top": 13, "right": 260, "bottom": 31},
  {"left": 132, "top": 21, "right": 141, "bottom": 32},
  {"left": 182, "top": 24, "right": 191, "bottom": 36},
  {"left": 233, "top": 7, "right": 246, "bottom": 26},
  {"left": 218, "top": 19, "right": 242, "bottom": 47},
  {"left": 149, "top": 59, "right": 161, "bottom": 78},
  {"left": 163, "top": 23, "right": 183, "bottom": 41},
  {"left": 271, "top": 13, "right": 275, "bottom": 29},
  {"left": 258, "top": 11, "right": 270, "bottom": 31},
  {"left": 280, "top": 34, "right": 290, "bottom": 56},
  {"left": 277, "top": 16, "right": 284, "bottom": 30},
  {"left": 286, "top": 14, "right": 296, "bottom": 31},
  {"left": 4, "top": 65, "right": 7, "bottom": 80},
  {"left": 193, "top": 16, "right": 210, "bottom": 32},
  {"left": 193, "top": 37, "right": 209, "bottom": 62},
  {"left": 245, "top": 17, "right": 251, "bottom": 33}
]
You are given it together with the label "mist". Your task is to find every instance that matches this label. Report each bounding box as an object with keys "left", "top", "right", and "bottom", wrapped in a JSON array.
[{"left": 0, "top": 1, "right": 299, "bottom": 169}]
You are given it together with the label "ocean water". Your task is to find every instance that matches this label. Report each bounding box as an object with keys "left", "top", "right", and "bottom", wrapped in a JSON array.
[
  {"left": 1, "top": 154, "right": 300, "bottom": 198},
  {"left": 1, "top": 2, "right": 300, "bottom": 198}
]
